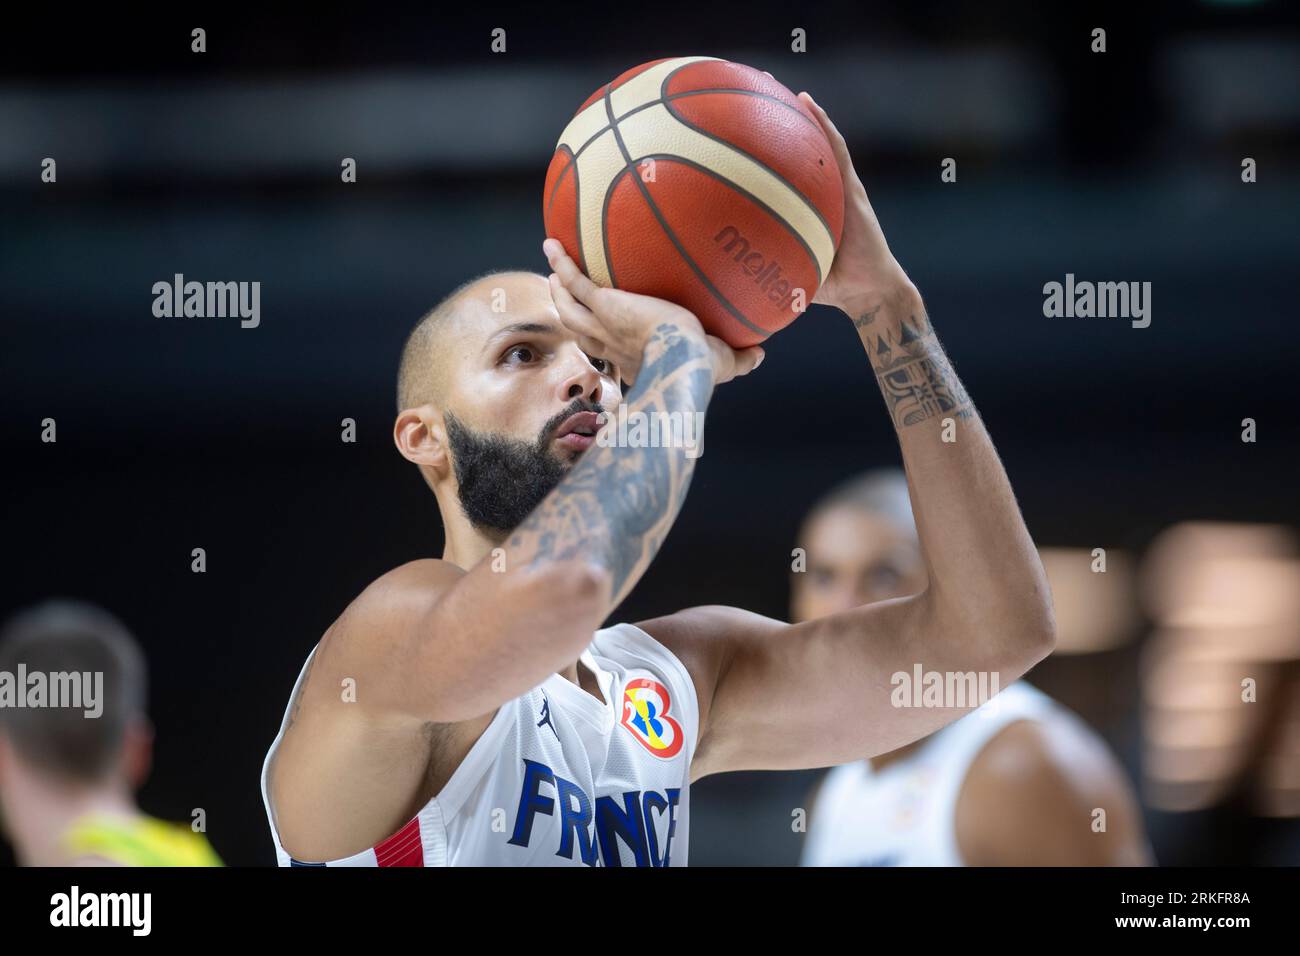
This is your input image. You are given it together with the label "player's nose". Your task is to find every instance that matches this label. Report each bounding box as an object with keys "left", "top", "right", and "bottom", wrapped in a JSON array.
[{"left": 556, "top": 346, "right": 604, "bottom": 403}]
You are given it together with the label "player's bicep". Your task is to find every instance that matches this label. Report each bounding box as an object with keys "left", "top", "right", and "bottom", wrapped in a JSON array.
[
  {"left": 333, "top": 556, "right": 604, "bottom": 724},
  {"left": 649, "top": 594, "right": 1044, "bottom": 777},
  {"left": 692, "top": 599, "right": 929, "bottom": 774},
  {"left": 641, "top": 602, "right": 918, "bottom": 777}
]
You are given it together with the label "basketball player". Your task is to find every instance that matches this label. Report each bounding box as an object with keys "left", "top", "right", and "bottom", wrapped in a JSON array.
[
  {"left": 261, "top": 94, "right": 1057, "bottom": 866},
  {"left": 0, "top": 601, "right": 222, "bottom": 866},
  {"left": 795, "top": 470, "right": 1153, "bottom": 866}
]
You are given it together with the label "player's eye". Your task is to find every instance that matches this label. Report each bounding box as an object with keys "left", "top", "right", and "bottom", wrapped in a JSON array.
[
  {"left": 808, "top": 566, "right": 836, "bottom": 587},
  {"left": 587, "top": 354, "right": 615, "bottom": 376},
  {"left": 503, "top": 344, "right": 539, "bottom": 365},
  {"left": 868, "top": 565, "right": 903, "bottom": 593}
]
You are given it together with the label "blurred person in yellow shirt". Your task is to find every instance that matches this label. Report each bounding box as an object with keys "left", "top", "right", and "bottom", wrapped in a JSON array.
[{"left": 0, "top": 600, "right": 221, "bottom": 866}]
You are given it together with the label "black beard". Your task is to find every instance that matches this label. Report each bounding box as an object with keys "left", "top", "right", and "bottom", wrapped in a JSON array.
[{"left": 444, "top": 398, "right": 601, "bottom": 537}]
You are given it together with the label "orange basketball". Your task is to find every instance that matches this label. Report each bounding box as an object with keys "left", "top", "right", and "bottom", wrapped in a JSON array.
[{"left": 543, "top": 56, "right": 845, "bottom": 348}]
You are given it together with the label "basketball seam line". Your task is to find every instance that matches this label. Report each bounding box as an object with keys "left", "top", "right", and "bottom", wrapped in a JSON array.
[
  {"left": 547, "top": 84, "right": 823, "bottom": 218},
  {"left": 599, "top": 83, "right": 618, "bottom": 290},
  {"left": 549, "top": 142, "right": 588, "bottom": 276},
  {"left": 657, "top": 84, "right": 836, "bottom": 273},
  {"left": 600, "top": 70, "right": 769, "bottom": 340}
]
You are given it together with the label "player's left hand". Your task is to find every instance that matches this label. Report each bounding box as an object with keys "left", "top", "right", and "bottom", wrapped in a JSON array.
[{"left": 798, "top": 92, "right": 916, "bottom": 317}]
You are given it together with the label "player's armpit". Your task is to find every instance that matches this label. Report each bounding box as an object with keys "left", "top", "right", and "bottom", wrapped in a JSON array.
[
  {"left": 955, "top": 718, "right": 1155, "bottom": 866},
  {"left": 641, "top": 599, "right": 1052, "bottom": 780}
]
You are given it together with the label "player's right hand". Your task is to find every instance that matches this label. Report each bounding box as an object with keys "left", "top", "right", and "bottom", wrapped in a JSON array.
[{"left": 543, "top": 237, "right": 763, "bottom": 387}]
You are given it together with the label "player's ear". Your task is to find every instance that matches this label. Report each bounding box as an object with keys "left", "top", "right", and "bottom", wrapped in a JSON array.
[
  {"left": 393, "top": 404, "right": 449, "bottom": 473},
  {"left": 122, "top": 717, "right": 154, "bottom": 790}
]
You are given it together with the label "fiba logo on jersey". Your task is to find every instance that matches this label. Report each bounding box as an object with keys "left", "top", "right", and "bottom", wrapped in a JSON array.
[{"left": 619, "top": 678, "right": 684, "bottom": 758}]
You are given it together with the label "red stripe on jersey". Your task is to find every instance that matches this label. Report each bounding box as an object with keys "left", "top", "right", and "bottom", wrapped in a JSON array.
[{"left": 374, "top": 817, "right": 424, "bottom": 867}]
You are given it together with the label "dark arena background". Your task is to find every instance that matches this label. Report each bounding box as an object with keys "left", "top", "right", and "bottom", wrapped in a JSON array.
[{"left": 2, "top": 0, "right": 1299, "bottom": 878}]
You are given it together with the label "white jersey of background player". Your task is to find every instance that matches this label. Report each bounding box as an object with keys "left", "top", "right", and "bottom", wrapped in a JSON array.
[
  {"left": 793, "top": 470, "right": 1152, "bottom": 867},
  {"left": 261, "top": 95, "right": 1058, "bottom": 866}
]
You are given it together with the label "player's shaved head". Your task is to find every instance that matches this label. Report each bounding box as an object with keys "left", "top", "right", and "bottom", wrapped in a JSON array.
[
  {"left": 790, "top": 468, "right": 926, "bottom": 622},
  {"left": 805, "top": 468, "right": 916, "bottom": 538},
  {"left": 397, "top": 270, "right": 546, "bottom": 412}
]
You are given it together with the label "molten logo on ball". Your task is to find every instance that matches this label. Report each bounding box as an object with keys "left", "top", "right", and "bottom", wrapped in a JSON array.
[{"left": 713, "top": 225, "right": 801, "bottom": 314}]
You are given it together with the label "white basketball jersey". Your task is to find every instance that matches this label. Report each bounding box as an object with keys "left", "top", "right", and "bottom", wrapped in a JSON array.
[
  {"left": 801, "top": 681, "right": 1055, "bottom": 867},
  {"left": 261, "top": 622, "right": 698, "bottom": 867}
]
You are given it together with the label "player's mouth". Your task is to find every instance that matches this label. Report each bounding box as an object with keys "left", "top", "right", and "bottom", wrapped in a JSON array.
[{"left": 554, "top": 410, "right": 602, "bottom": 451}]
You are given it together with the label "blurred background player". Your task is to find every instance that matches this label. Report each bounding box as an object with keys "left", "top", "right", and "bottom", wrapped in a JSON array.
[
  {"left": 794, "top": 470, "right": 1153, "bottom": 866},
  {"left": 0, "top": 600, "right": 221, "bottom": 866}
]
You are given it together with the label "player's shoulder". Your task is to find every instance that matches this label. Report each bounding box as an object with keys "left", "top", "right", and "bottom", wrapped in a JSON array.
[
  {"left": 636, "top": 604, "right": 784, "bottom": 646},
  {"left": 346, "top": 559, "right": 464, "bottom": 621},
  {"left": 968, "top": 718, "right": 1068, "bottom": 789},
  {"left": 969, "top": 703, "right": 1118, "bottom": 796},
  {"left": 959, "top": 710, "right": 1147, "bottom": 864},
  {"left": 366, "top": 557, "right": 465, "bottom": 596},
  {"left": 635, "top": 604, "right": 779, "bottom": 676},
  {"left": 325, "top": 559, "right": 465, "bottom": 659},
  {"left": 958, "top": 708, "right": 1128, "bottom": 843}
]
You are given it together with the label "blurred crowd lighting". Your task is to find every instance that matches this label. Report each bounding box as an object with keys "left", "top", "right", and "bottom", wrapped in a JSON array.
[
  {"left": 1257, "top": 670, "right": 1300, "bottom": 818},
  {"left": 1138, "top": 522, "right": 1300, "bottom": 814},
  {"left": 1039, "top": 547, "right": 1140, "bottom": 653}
]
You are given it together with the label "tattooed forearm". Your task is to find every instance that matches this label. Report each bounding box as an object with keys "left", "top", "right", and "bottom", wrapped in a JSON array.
[
  {"left": 853, "top": 306, "right": 880, "bottom": 329},
  {"left": 507, "top": 322, "right": 714, "bottom": 606},
  {"left": 857, "top": 305, "right": 973, "bottom": 429}
]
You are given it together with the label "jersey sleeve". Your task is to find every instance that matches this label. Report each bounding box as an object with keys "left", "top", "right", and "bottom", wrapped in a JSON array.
[{"left": 601, "top": 622, "right": 702, "bottom": 764}]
